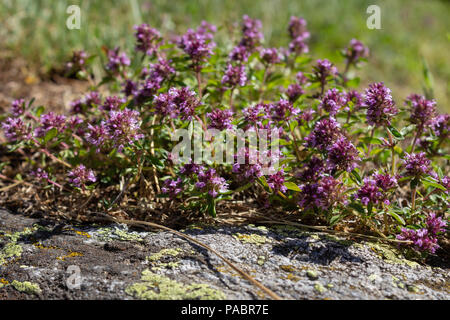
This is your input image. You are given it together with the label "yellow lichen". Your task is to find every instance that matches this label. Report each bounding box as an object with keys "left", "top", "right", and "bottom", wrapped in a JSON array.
[
  {"left": 233, "top": 233, "right": 270, "bottom": 245},
  {"left": 147, "top": 248, "right": 182, "bottom": 262},
  {"left": 126, "top": 269, "right": 226, "bottom": 300},
  {"left": 11, "top": 280, "right": 41, "bottom": 295},
  {"left": 57, "top": 251, "right": 84, "bottom": 261},
  {"left": 369, "top": 243, "right": 419, "bottom": 267}
]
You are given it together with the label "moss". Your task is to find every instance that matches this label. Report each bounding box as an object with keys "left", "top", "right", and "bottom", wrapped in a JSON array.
[
  {"left": 11, "top": 280, "right": 41, "bottom": 295},
  {"left": 233, "top": 233, "right": 270, "bottom": 245},
  {"left": 126, "top": 269, "right": 226, "bottom": 300},
  {"left": 369, "top": 243, "right": 419, "bottom": 267}
]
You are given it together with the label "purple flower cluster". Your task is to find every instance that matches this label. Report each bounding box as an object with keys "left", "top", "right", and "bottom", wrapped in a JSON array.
[
  {"left": 229, "top": 45, "right": 251, "bottom": 63},
  {"left": 405, "top": 94, "right": 436, "bottom": 129},
  {"left": 320, "top": 88, "right": 347, "bottom": 116},
  {"left": 242, "top": 103, "right": 270, "bottom": 125},
  {"left": 180, "top": 162, "right": 204, "bottom": 176},
  {"left": 103, "top": 108, "right": 144, "bottom": 151},
  {"left": 429, "top": 113, "right": 449, "bottom": 138},
  {"left": 268, "top": 99, "right": 298, "bottom": 122},
  {"left": 364, "top": 82, "right": 398, "bottom": 127},
  {"left": 221, "top": 63, "right": 247, "bottom": 88},
  {"left": 239, "top": 15, "right": 263, "bottom": 52},
  {"left": 134, "top": 24, "right": 161, "bottom": 56},
  {"left": 68, "top": 164, "right": 96, "bottom": 189},
  {"left": 397, "top": 213, "right": 447, "bottom": 253},
  {"left": 34, "top": 112, "right": 67, "bottom": 138},
  {"left": 296, "top": 157, "right": 324, "bottom": 182},
  {"left": 403, "top": 152, "right": 431, "bottom": 178},
  {"left": 1, "top": 117, "right": 31, "bottom": 142},
  {"left": 177, "top": 23, "right": 216, "bottom": 71},
  {"left": 86, "top": 109, "right": 143, "bottom": 151},
  {"left": 355, "top": 173, "right": 397, "bottom": 206},
  {"left": 297, "top": 108, "right": 316, "bottom": 125},
  {"left": 161, "top": 178, "right": 183, "bottom": 199},
  {"left": 85, "top": 123, "right": 108, "bottom": 150},
  {"left": 11, "top": 99, "right": 25, "bottom": 117},
  {"left": 70, "top": 91, "right": 102, "bottom": 114},
  {"left": 267, "top": 169, "right": 287, "bottom": 193},
  {"left": 65, "top": 50, "right": 88, "bottom": 73},
  {"left": 260, "top": 48, "right": 281, "bottom": 65},
  {"left": 305, "top": 117, "right": 342, "bottom": 151},
  {"left": 298, "top": 176, "right": 341, "bottom": 210},
  {"left": 153, "top": 87, "right": 200, "bottom": 120},
  {"left": 313, "top": 59, "right": 337, "bottom": 85},
  {"left": 207, "top": 109, "right": 234, "bottom": 131},
  {"left": 105, "top": 47, "right": 130, "bottom": 74},
  {"left": 286, "top": 83, "right": 304, "bottom": 102},
  {"left": 31, "top": 168, "right": 49, "bottom": 181},
  {"left": 100, "top": 96, "right": 126, "bottom": 112},
  {"left": 288, "top": 16, "right": 310, "bottom": 55},
  {"left": 326, "top": 136, "right": 360, "bottom": 172},
  {"left": 195, "top": 168, "right": 228, "bottom": 198},
  {"left": 346, "top": 90, "right": 363, "bottom": 111},
  {"left": 344, "top": 39, "right": 369, "bottom": 66},
  {"left": 232, "top": 147, "right": 263, "bottom": 182}
]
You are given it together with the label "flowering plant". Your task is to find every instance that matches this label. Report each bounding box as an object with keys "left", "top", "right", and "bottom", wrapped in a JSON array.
[{"left": 1, "top": 15, "right": 448, "bottom": 255}]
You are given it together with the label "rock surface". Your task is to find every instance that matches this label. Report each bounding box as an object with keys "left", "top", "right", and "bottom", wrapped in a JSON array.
[{"left": 0, "top": 209, "right": 448, "bottom": 300}]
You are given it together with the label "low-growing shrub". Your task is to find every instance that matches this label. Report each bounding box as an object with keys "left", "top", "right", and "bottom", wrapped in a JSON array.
[{"left": 1, "top": 15, "right": 448, "bottom": 255}]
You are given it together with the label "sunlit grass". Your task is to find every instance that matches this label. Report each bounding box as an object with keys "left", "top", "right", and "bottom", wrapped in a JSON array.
[{"left": 0, "top": 0, "right": 448, "bottom": 111}]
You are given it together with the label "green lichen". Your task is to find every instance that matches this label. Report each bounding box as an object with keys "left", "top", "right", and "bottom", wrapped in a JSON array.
[
  {"left": 0, "top": 226, "right": 37, "bottom": 266},
  {"left": 146, "top": 248, "right": 183, "bottom": 270},
  {"left": 314, "top": 282, "right": 327, "bottom": 294},
  {"left": 96, "top": 226, "right": 144, "bottom": 242},
  {"left": 147, "top": 248, "right": 182, "bottom": 262},
  {"left": 233, "top": 233, "right": 270, "bottom": 245},
  {"left": 126, "top": 269, "right": 226, "bottom": 300},
  {"left": 257, "top": 256, "right": 266, "bottom": 266},
  {"left": 11, "top": 280, "right": 41, "bottom": 295},
  {"left": 369, "top": 243, "right": 419, "bottom": 268},
  {"left": 306, "top": 270, "right": 319, "bottom": 280}
]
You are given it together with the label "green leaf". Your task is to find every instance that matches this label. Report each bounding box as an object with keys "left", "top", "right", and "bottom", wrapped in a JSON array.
[
  {"left": 422, "top": 178, "right": 447, "bottom": 191},
  {"left": 207, "top": 196, "right": 216, "bottom": 218},
  {"left": 350, "top": 169, "right": 362, "bottom": 185},
  {"left": 361, "top": 137, "right": 383, "bottom": 145},
  {"left": 329, "top": 215, "right": 342, "bottom": 226},
  {"left": 43, "top": 128, "right": 58, "bottom": 144},
  {"left": 346, "top": 77, "right": 360, "bottom": 88},
  {"left": 387, "top": 125, "right": 404, "bottom": 140},
  {"left": 283, "top": 181, "right": 301, "bottom": 192},
  {"left": 388, "top": 211, "right": 405, "bottom": 226}
]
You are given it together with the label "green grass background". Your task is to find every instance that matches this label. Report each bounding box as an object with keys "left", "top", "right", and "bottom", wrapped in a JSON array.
[{"left": 0, "top": 0, "right": 449, "bottom": 112}]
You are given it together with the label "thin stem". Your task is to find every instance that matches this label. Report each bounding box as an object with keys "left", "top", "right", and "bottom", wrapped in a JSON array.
[
  {"left": 387, "top": 130, "right": 396, "bottom": 175},
  {"left": 196, "top": 71, "right": 203, "bottom": 101},
  {"left": 411, "top": 187, "right": 417, "bottom": 213},
  {"left": 229, "top": 87, "right": 235, "bottom": 111},
  {"left": 410, "top": 128, "right": 422, "bottom": 153}
]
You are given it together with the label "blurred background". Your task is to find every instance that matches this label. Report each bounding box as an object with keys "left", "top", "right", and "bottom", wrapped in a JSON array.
[{"left": 0, "top": 0, "right": 449, "bottom": 112}]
